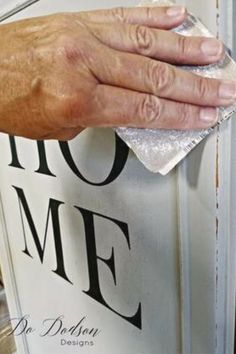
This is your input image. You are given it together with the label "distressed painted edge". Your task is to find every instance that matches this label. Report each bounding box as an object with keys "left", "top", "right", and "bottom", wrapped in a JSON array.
[
  {"left": 177, "top": 1, "right": 236, "bottom": 353},
  {"left": 177, "top": 160, "right": 192, "bottom": 354},
  {"left": 0, "top": 191, "right": 29, "bottom": 354},
  {"left": 215, "top": 0, "right": 236, "bottom": 353}
]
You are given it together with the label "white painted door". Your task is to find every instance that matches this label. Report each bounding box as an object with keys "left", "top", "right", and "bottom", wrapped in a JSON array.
[{"left": 0, "top": 1, "right": 235, "bottom": 354}]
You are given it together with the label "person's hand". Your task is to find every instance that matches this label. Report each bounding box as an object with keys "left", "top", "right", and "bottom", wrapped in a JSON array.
[{"left": 0, "top": 6, "right": 234, "bottom": 140}]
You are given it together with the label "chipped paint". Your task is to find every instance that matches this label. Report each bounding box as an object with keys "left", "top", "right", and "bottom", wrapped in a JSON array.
[
  {"left": 215, "top": 125, "right": 220, "bottom": 351},
  {"left": 216, "top": 0, "right": 220, "bottom": 38},
  {"left": 216, "top": 216, "right": 219, "bottom": 237},
  {"left": 216, "top": 138, "right": 219, "bottom": 190}
]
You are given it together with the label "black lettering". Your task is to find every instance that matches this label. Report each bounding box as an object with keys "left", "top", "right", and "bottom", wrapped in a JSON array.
[
  {"left": 34, "top": 141, "right": 56, "bottom": 177},
  {"left": 76, "top": 207, "right": 142, "bottom": 329},
  {"left": 8, "top": 136, "right": 55, "bottom": 176},
  {"left": 59, "top": 133, "right": 129, "bottom": 186},
  {"left": 13, "top": 186, "right": 72, "bottom": 284},
  {"left": 8, "top": 136, "right": 24, "bottom": 169}
]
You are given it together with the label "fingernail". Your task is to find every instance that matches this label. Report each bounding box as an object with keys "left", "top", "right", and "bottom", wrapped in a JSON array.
[
  {"left": 166, "top": 6, "right": 186, "bottom": 17},
  {"left": 219, "top": 80, "right": 236, "bottom": 100},
  {"left": 200, "top": 108, "right": 218, "bottom": 124},
  {"left": 201, "top": 38, "right": 224, "bottom": 57}
]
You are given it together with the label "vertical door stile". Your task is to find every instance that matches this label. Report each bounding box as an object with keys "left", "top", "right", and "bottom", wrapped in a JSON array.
[
  {"left": 229, "top": 2, "right": 236, "bottom": 353},
  {"left": 177, "top": 1, "right": 225, "bottom": 354},
  {"left": 177, "top": 160, "right": 191, "bottom": 354},
  {"left": 216, "top": 0, "right": 236, "bottom": 353},
  {"left": 177, "top": 0, "right": 236, "bottom": 353}
]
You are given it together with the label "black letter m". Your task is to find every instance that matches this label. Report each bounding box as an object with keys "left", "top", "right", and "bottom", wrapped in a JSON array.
[{"left": 13, "top": 186, "right": 72, "bottom": 284}]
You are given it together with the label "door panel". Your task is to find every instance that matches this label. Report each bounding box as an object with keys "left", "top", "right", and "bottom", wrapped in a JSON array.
[{"left": 0, "top": 1, "right": 235, "bottom": 354}]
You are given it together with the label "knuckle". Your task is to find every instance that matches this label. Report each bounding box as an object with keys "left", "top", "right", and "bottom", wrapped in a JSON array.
[
  {"left": 55, "top": 34, "right": 86, "bottom": 64},
  {"left": 138, "top": 95, "right": 162, "bottom": 126},
  {"left": 55, "top": 33, "right": 75, "bottom": 52},
  {"left": 133, "top": 25, "right": 154, "bottom": 54},
  {"left": 177, "top": 103, "right": 191, "bottom": 128},
  {"left": 148, "top": 61, "right": 174, "bottom": 94},
  {"left": 110, "top": 7, "right": 126, "bottom": 22},
  {"left": 195, "top": 77, "right": 209, "bottom": 99},
  {"left": 176, "top": 35, "right": 189, "bottom": 59},
  {"left": 55, "top": 33, "right": 71, "bottom": 52}
]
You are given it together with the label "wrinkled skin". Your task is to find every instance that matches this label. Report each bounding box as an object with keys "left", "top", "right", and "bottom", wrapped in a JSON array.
[{"left": 0, "top": 6, "right": 235, "bottom": 141}]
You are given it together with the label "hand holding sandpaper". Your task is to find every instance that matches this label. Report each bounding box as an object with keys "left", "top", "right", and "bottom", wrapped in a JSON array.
[
  {"left": 117, "top": 0, "right": 236, "bottom": 174},
  {"left": 0, "top": 2, "right": 234, "bottom": 147}
]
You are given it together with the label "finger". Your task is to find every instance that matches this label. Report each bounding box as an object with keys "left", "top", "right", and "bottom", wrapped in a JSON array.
[
  {"left": 90, "top": 22, "right": 224, "bottom": 65},
  {"left": 89, "top": 47, "right": 236, "bottom": 107},
  {"left": 78, "top": 5, "right": 186, "bottom": 29},
  {"left": 78, "top": 85, "right": 218, "bottom": 130}
]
